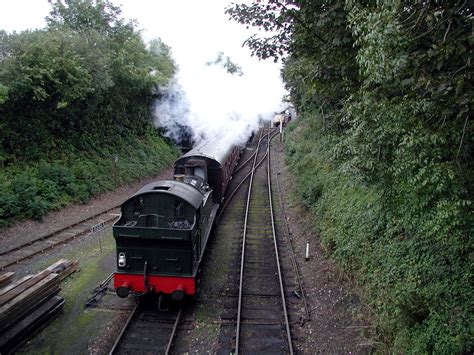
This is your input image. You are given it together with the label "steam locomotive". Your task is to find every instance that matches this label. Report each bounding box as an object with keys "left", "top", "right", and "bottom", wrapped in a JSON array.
[{"left": 112, "top": 140, "right": 240, "bottom": 301}]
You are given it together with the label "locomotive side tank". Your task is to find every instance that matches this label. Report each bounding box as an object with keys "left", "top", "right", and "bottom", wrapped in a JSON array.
[{"left": 112, "top": 139, "right": 240, "bottom": 300}]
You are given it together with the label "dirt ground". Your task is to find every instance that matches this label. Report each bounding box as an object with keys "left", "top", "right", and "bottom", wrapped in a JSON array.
[{"left": 1, "top": 137, "right": 375, "bottom": 353}]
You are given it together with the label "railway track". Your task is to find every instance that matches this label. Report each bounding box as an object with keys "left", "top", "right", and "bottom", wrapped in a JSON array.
[
  {"left": 218, "top": 127, "right": 277, "bottom": 220},
  {"left": 0, "top": 206, "right": 120, "bottom": 270},
  {"left": 109, "top": 299, "right": 183, "bottom": 355},
  {"left": 0, "top": 125, "right": 305, "bottom": 354},
  {"left": 235, "top": 124, "right": 293, "bottom": 353},
  {"left": 217, "top": 124, "right": 304, "bottom": 354},
  {"left": 104, "top": 131, "right": 273, "bottom": 354},
  {"left": 0, "top": 128, "right": 272, "bottom": 272},
  {"left": 233, "top": 128, "right": 265, "bottom": 174}
]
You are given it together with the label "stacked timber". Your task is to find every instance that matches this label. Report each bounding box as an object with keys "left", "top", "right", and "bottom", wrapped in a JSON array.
[
  {"left": 0, "top": 272, "right": 14, "bottom": 288},
  {"left": 0, "top": 259, "right": 78, "bottom": 353}
]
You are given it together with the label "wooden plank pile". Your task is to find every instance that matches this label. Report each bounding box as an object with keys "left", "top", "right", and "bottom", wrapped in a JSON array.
[
  {"left": 0, "top": 259, "right": 78, "bottom": 353},
  {"left": 0, "top": 272, "right": 14, "bottom": 288}
]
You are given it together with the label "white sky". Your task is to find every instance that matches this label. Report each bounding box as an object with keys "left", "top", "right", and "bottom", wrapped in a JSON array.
[
  {"left": 0, "top": 0, "right": 278, "bottom": 71},
  {"left": 0, "top": 0, "right": 286, "bottom": 144}
]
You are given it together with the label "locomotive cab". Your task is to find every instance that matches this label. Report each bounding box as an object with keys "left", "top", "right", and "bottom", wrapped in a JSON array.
[{"left": 112, "top": 179, "right": 215, "bottom": 299}]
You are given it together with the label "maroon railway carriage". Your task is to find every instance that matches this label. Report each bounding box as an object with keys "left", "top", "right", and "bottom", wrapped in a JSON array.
[{"left": 174, "top": 140, "right": 240, "bottom": 203}]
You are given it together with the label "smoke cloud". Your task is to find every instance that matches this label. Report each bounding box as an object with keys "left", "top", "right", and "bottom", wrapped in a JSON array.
[
  {"left": 105, "top": 1, "right": 288, "bottom": 149},
  {"left": 153, "top": 52, "right": 286, "bottom": 148}
]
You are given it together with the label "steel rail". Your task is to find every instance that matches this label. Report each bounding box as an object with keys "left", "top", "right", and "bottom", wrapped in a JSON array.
[
  {"left": 108, "top": 301, "right": 139, "bottom": 355},
  {"left": 267, "top": 133, "right": 294, "bottom": 354},
  {"left": 217, "top": 130, "right": 279, "bottom": 221},
  {"left": 233, "top": 128, "right": 275, "bottom": 174},
  {"left": 0, "top": 212, "right": 119, "bottom": 270},
  {"left": 235, "top": 126, "right": 268, "bottom": 354},
  {"left": 217, "top": 129, "right": 265, "bottom": 220},
  {"left": 165, "top": 305, "right": 183, "bottom": 355},
  {"left": 108, "top": 302, "right": 182, "bottom": 355},
  {"left": 0, "top": 206, "right": 120, "bottom": 256},
  {"left": 273, "top": 152, "right": 311, "bottom": 321}
]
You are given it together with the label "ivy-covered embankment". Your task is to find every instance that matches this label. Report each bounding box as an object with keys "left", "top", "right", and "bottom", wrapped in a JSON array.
[{"left": 227, "top": 1, "right": 472, "bottom": 352}]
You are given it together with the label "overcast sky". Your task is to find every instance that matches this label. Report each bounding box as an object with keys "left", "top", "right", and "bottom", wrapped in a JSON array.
[{"left": 0, "top": 0, "right": 286, "bottom": 144}]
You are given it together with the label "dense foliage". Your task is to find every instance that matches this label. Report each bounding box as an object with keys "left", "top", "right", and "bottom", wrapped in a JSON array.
[
  {"left": 228, "top": 0, "right": 472, "bottom": 352},
  {"left": 0, "top": 134, "right": 177, "bottom": 225},
  {"left": 0, "top": 0, "right": 178, "bottom": 225}
]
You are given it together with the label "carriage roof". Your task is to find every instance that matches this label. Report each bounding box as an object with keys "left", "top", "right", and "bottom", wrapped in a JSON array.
[{"left": 177, "top": 139, "right": 236, "bottom": 167}]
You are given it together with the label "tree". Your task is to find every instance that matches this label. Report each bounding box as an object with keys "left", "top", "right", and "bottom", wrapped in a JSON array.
[
  {"left": 0, "top": 0, "right": 176, "bottom": 161},
  {"left": 227, "top": 1, "right": 473, "bottom": 351},
  {"left": 46, "top": 0, "right": 133, "bottom": 35},
  {"left": 206, "top": 52, "right": 244, "bottom": 76}
]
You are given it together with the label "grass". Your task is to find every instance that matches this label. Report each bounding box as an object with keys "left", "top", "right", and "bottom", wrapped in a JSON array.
[{"left": 23, "top": 231, "right": 122, "bottom": 353}]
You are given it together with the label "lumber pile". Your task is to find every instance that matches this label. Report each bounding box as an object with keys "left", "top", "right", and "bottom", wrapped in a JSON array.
[
  {"left": 0, "top": 259, "right": 78, "bottom": 353},
  {"left": 0, "top": 272, "right": 14, "bottom": 288}
]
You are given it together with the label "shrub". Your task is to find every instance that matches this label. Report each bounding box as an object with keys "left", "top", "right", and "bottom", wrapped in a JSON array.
[
  {"left": 285, "top": 113, "right": 472, "bottom": 352},
  {"left": 0, "top": 134, "right": 178, "bottom": 226}
]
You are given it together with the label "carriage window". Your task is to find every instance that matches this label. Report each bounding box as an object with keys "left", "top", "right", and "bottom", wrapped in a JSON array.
[
  {"left": 174, "top": 200, "right": 184, "bottom": 217},
  {"left": 194, "top": 166, "right": 205, "bottom": 179}
]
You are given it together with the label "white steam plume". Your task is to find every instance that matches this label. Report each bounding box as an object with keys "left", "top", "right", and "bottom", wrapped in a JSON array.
[{"left": 153, "top": 52, "right": 286, "bottom": 148}]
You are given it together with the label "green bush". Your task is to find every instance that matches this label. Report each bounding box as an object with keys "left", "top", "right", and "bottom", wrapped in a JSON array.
[
  {"left": 285, "top": 114, "right": 472, "bottom": 353},
  {"left": 0, "top": 134, "right": 178, "bottom": 227},
  {"left": 10, "top": 172, "right": 48, "bottom": 220}
]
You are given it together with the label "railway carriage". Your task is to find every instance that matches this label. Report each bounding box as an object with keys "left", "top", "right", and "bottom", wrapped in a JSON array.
[
  {"left": 113, "top": 140, "right": 240, "bottom": 300},
  {"left": 273, "top": 111, "right": 292, "bottom": 127},
  {"left": 174, "top": 140, "right": 240, "bottom": 203}
]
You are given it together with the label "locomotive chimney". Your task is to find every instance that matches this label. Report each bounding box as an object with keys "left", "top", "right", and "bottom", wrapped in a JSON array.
[{"left": 174, "top": 174, "right": 185, "bottom": 182}]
